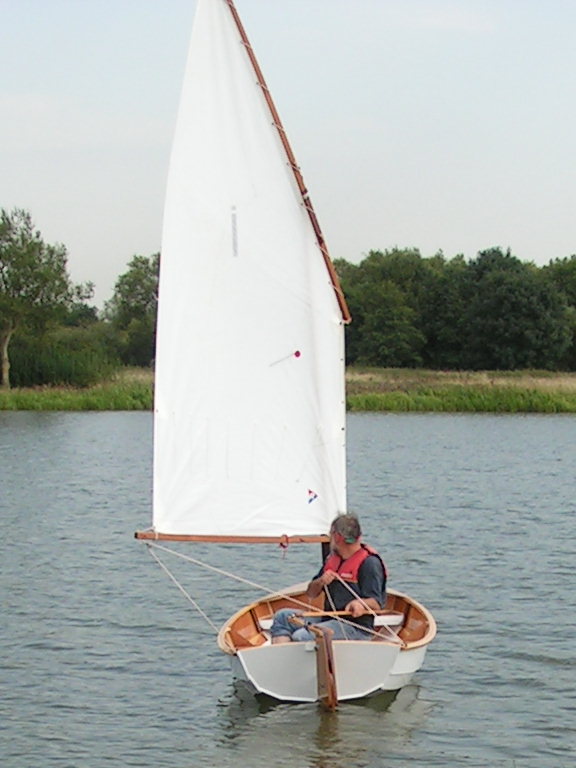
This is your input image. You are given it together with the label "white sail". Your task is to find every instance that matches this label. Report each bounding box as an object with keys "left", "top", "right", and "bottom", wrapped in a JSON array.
[{"left": 153, "top": 0, "right": 347, "bottom": 538}]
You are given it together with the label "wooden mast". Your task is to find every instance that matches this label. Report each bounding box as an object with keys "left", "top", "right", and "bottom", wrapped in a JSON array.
[{"left": 224, "top": 0, "right": 351, "bottom": 325}]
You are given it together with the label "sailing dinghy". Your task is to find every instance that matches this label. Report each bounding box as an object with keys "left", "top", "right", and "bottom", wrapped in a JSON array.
[{"left": 136, "top": 0, "right": 436, "bottom": 708}]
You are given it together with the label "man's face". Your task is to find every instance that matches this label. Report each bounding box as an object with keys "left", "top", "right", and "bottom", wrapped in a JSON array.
[{"left": 329, "top": 529, "right": 342, "bottom": 554}]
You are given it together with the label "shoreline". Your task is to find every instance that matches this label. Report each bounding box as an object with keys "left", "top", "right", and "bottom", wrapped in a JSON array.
[
  {"left": 2, "top": 367, "right": 576, "bottom": 413},
  {"left": 345, "top": 368, "right": 576, "bottom": 413}
]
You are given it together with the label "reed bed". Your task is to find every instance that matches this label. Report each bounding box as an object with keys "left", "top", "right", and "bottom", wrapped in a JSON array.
[
  {"left": 346, "top": 368, "right": 576, "bottom": 413},
  {"left": 0, "top": 369, "right": 153, "bottom": 411},
  {"left": 347, "top": 387, "right": 576, "bottom": 413},
  {"left": 2, "top": 366, "right": 576, "bottom": 412}
]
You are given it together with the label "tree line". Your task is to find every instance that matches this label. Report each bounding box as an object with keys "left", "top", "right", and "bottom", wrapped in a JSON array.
[
  {"left": 336, "top": 247, "right": 576, "bottom": 371},
  {"left": 0, "top": 208, "right": 158, "bottom": 389},
  {"left": 1, "top": 207, "right": 576, "bottom": 388}
]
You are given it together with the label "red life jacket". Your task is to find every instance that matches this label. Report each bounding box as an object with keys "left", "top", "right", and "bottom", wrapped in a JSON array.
[
  {"left": 323, "top": 543, "right": 387, "bottom": 583},
  {"left": 321, "top": 543, "right": 387, "bottom": 626}
]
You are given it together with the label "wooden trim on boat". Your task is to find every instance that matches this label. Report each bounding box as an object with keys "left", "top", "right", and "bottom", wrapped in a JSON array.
[
  {"left": 387, "top": 588, "right": 437, "bottom": 650},
  {"left": 291, "top": 616, "right": 339, "bottom": 710},
  {"left": 296, "top": 609, "right": 403, "bottom": 618},
  {"left": 217, "top": 585, "right": 436, "bottom": 655},
  {"left": 223, "top": 0, "right": 351, "bottom": 325},
  {"left": 134, "top": 531, "right": 330, "bottom": 544}
]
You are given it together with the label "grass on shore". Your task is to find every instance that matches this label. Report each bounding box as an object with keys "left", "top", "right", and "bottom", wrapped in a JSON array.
[
  {"left": 0, "top": 368, "right": 153, "bottom": 411},
  {"left": 345, "top": 368, "right": 576, "bottom": 413},
  {"left": 2, "top": 366, "right": 576, "bottom": 413}
]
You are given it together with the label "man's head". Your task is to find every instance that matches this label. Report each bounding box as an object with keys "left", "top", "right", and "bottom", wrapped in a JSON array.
[{"left": 329, "top": 514, "right": 362, "bottom": 551}]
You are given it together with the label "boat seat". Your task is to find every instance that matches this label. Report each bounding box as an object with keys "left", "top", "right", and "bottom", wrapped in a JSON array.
[
  {"left": 374, "top": 611, "right": 404, "bottom": 628},
  {"left": 257, "top": 612, "right": 404, "bottom": 632},
  {"left": 258, "top": 617, "right": 274, "bottom": 631}
]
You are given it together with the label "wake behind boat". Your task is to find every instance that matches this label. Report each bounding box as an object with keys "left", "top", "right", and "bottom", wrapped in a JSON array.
[{"left": 136, "top": 0, "right": 436, "bottom": 708}]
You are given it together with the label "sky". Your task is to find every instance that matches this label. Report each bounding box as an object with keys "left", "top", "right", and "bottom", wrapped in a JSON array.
[{"left": 2, "top": 0, "right": 576, "bottom": 307}]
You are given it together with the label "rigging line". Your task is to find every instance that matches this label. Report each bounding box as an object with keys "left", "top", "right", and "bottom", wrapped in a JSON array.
[
  {"left": 323, "top": 584, "right": 350, "bottom": 641},
  {"left": 146, "top": 542, "right": 324, "bottom": 613},
  {"left": 334, "top": 572, "right": 378, "bottom": 615},
  {"left": 313, "top": 594, "right": 400, "bottom": 643},
  {"left": 331, "top": 572, "right": 403, "bottom": 644},
  {"left": 147, "top": 543, "right": 402, "bottom": 644},
  {"left": 147, "top": 545, "right": 219, "bottom": 633}
]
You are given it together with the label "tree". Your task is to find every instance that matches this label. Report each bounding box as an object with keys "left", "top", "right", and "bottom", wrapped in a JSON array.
[
  {"left": 353, "top": 280, "right": 425, "bottom": 366},
  {"left": 419, "top": 254, "right": 469, "bottom": 369},
  {"left": 336, "top": 253, "right": 425, "bottom": 367},
  {"left": 0, "top": 208, "right": 92, "bottom": 388},
  {"left": 542, "top": 255, "right": 576, "bottom": 369},
  {"left": 461, "top": 249, "right": 571, "bottom": 370},
  {"left": 105, "top": 253, "right": 159, "bottom": 366}
]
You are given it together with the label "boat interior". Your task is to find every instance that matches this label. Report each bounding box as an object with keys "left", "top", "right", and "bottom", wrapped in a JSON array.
[{"left": 221, "top": 588, "right": 434, "bottom": 653}]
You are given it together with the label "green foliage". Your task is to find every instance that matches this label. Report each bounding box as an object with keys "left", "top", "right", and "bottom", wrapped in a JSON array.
[
  {"left": 0, "top": 374, "right": 153, "bottom": 411},
  {"left": 542, "top": 255, "right": 576, "bottom": 369},
  {"left": 62, "top": 301, "right": 99, "bottom": 328},
  {"left": 347, "top": 387, "right": 576, "bottom": 413},
  {"left": 9, "top": 326, "right": 118, "bottom": 388},
  {"left": 461, "top": 262, "right": 571, "bottom": 370},
  {"left": 419, "top": 255, "right": 469, "bottom": 369},
  {"left": 6, "top": 202, "right": 576, "bottom": 389},
  {"left": 105, "top": 253, "right": 159, "bottom": 366},
  {"left": 0, "top": 208, "right": 71, "bottom": 324},
  {"left": 336, "top": 249, "right": 426, "bottom": 367},
  {"left": 0, "top": 208, "right": 93, "bottom": 387},
  {"left": 337, "top": 246, "right": 574, "bottom": 372}
]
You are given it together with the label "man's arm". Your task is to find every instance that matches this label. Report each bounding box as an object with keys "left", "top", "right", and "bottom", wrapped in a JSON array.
[
  {"left": 345, "top": 596, "right": 381, "bottom": 617},
  {"left": 346, "top": 556, "right": 385, "bottom": 616},
  {"left": 306, "top": 569, "right": 338, "bottom": 599}
]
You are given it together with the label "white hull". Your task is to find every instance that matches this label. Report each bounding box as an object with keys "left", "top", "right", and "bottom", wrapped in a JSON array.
[
  {"left": 231, "top": 641, "right": 428, "bottom": 703},
  {"left": 218, "top": 585, "right": 436, "bottom": 705}
]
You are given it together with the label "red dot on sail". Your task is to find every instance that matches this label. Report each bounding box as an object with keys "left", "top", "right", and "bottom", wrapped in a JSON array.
[{"left": 294, "top": 350, "right": 301, "bottom": 358}]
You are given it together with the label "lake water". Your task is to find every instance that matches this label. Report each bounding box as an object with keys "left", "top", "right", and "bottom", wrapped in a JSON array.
[{"left": 1, "top": 411, "right": 574, "bottom": 767}]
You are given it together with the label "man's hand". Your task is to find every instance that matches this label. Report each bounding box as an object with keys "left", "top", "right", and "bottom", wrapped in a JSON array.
[
  {"left": 317, "top": 569, "right": 337, "bottom": 587},
  {"left": 345, "top": 599, "right": 366, "bottom": 617},
  {"left": 306, "top": 569, "right": 338, "bottom": 598}
]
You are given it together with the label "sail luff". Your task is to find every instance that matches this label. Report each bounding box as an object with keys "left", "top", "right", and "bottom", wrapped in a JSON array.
[{"left": 223, "top": 0, "right": 351, "bottom": 324}]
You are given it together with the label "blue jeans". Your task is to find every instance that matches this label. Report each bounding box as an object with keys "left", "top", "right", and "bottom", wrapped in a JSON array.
[{"left": 270, "top": 608, "right": 372, "bottom": 641}]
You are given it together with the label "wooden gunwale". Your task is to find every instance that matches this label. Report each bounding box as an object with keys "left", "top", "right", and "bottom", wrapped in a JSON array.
[{"left": 217, "top": 586, "right": 436, "bottom": 654}]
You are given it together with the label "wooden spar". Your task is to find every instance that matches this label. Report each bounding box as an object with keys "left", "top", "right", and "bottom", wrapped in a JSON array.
[
  {"left": 297, "top": 609, "right": 405, "bottom": 619},
  {"left": 290, "top": 616, "right": 338, "bottom": 710},
  {"left": 134, "top": 531, "right": 329, "bottom": 544},
  {"left": 224, "top": 0, "right": 351, "bottom": 325}
]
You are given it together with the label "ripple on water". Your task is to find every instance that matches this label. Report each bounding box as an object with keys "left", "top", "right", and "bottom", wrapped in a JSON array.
[{"left": 1, "top": 411, "right": 575, "bottom": 767}]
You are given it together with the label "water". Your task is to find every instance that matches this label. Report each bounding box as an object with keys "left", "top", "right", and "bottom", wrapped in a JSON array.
[{"left": 1, "top": 411, "right": 574, "bottom": 767}]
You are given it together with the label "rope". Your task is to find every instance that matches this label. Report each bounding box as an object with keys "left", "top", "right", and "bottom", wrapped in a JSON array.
[
  {"left": 329, "top": 572, "right": 402, "bottom": 643},
  {"left": 147, "top": 545, "right": 219, "bottom": 632},
  {"left": 333, "top": 572, "right": 378, "bottom": 615},
  {"left": 146, "top": 542, "right": 403, "bottom": 645},
  {"left": 146, "top": 541, "right": 328, "bottom": 614},
  {"left": 322, "top": 582, "right": 352, "bottom": 640}
]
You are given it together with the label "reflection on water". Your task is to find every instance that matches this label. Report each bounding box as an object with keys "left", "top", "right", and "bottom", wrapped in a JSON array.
[{"left": 217, "top": 685, "right": 433, "bottom": 768}]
